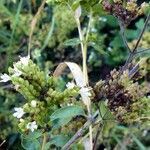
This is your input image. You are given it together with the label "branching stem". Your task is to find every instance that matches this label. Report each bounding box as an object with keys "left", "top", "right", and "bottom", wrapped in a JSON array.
[{"left": 122, "top": 13, "right": 150, "bottom": 70}]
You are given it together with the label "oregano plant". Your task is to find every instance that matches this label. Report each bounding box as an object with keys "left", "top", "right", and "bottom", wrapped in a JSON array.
[{"left": 0, "top": 0, "right": 150, "bottom": 149}]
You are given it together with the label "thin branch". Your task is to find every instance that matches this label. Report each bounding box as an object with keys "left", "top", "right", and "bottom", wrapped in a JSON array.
[
  {"left": 61, "top": 111, "right": 99, "bottom": 150},
  {"left": 123, "top": 13, "right": 150, "bottom": 70},
  {"left": 135, "top": 48, "right": 150, "bottom": 55},
  {"left": 118, "top": 20, "right": 131, "bottom": 52},
  {"left": 129, "top": 64, "right": 140, "bottom": 78},
  {"left": 0, "top": 140, "right": 6, "bottom": 147},
  {"left": 132, "top": 13, "right": 150, "bottom": 53},
  {"left": 93, "top": 105, "right": 102, "bottom": 150},
  {"left": 93, "top": 123, "right": 102, "bottom": 150}
]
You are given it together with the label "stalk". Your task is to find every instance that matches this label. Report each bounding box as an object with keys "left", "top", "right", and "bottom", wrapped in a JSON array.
[
  {"left": 41, "top": 133, "right": 47, "bottom": 150},
  {"left": 75, "top": 9, "right": 93, "bottom": 149}
]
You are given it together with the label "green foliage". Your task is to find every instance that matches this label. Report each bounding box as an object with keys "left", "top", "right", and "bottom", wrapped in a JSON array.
[
  {"left": 50, "top": 105, "right": 85, "bottom": 128},
  {"left": 0, "top": 0, "right": 150, "bottom": 149}
]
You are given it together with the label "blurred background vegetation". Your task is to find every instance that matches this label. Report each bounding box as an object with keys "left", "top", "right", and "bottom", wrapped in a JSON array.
[{"left": 0, "top": 0, "right": 150, "bottom": 149}]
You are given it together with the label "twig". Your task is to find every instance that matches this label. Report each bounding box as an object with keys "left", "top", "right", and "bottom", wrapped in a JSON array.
[
  {"left": 61, "top": 111, "right": 99, "bottom": 150},
  {"left": 92, "top": 105, "right": 102, "bottom": 150},
  {"left": 0, "top": 140, "right": 6, "bottom": 147},
  {"left": 118, "top": 20, "right": 131, "bottom": 52},
  {"left": 135, "top": 48, "right": 150, "bottom": 55},
  {"left": 92, "top": 123, "right": 102, "bottom": 150},
  {"left": 123, "top": 13, "right": 150, "bottom": 70},
  {"left": 132, "top": 13, "right": 150, "bottom": 53}
]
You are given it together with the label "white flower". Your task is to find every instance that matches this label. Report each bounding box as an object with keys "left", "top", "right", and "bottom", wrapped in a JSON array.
[
  {"left": 13, "top": 67, "right": 22, "bottom": 77},
  {"left": 27, "top": 121, "right": 38, "bottom": 132},
  {"left": 31, "top": 100, "right": 37, "bottom": 108},
  {"left": 13, "top": 107, "right": 25, "bottom": 119},
  {"left": 66, "top": 82, "right": 75, "bottom": 89},
  {"left": 19, "top": 56, "right": 30, "bottom": 66},
  {"left": 12, "top": 56, "right": 29, "bottom": 77},
  {"left": 0, "top": 74, "right": 11, "bottom": 82}
]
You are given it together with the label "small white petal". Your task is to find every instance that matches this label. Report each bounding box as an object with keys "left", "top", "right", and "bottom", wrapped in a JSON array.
[
  {"left": 27, "top": 121, "right": 38, "bottom": 132},
  {"left": 0, "top": 74, "right": 11, "bottom": 82},
  {"left": 31, "top": 100, "right": 37, "bottom": 108},
  {"left": 66, "top": 82, "right": 75, "bottom": 89},
  {"left": 19, "top": 56, "right": 29, "bottom": 66},
  {"left": 13, "top": 107, "right": 25, "bottom": 119},
  {"left": 12, "top": 67, "right": 22, "bottom": 77}
]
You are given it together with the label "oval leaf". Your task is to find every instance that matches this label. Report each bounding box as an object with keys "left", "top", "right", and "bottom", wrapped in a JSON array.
[{"left": 51, "top": 105, "right": 85, "bottom": 121}]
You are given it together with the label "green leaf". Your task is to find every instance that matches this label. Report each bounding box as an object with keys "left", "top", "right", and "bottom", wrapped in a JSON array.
[
  {"left": 21, "top": 136, "right": 40, "bottom": 150},
  {"left": 106, "top": 15, "right": 118, "bottom": 27},
  {"left": 132, "top": 135, "right": 146, "bottom": 150},
  {"left": 51, "top": 135, "right": 69, "bottom": 147},
  {"left": 135, "top": 19, "right": 145, "bottom": 30},
  {"left": 126, "top": 29, "right": 139, "bottom": 40},
  {"left": 22, "top": 131, "right": 42, "bottom": 140},
  {"left": 50, "top": 105, "right": 85, "bottom": 128},
  {"left": 44, "top": 142, "right": 52, "bottom": 150},
  {"left": 99, "top": 101, "right": 114, "bottom": 120},
  {"left": 44, "top": 135, "right": 69, "bottom": 149},
  {"left": 64, "top": 38, "right": 81, "bottom": 47},
  {"left": 51, "top": 117, "right": 72, "bottom": 128},
  {"left": 51, "top": 105, "right": 85, "bottom": 120},
  {"left": 110, "top": 35, "right": 124, "bottom": 48},
  {"left": 21, "top": 132, "right": 42, "bottom": 150}
]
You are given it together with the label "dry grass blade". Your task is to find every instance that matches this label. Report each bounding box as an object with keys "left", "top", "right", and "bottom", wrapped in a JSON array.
[
  {"left": 53, "top": 62, "right": 86, "bottom": 87},
  {"left": 28, "top": 0, "right": 46, "bottom": 56}
]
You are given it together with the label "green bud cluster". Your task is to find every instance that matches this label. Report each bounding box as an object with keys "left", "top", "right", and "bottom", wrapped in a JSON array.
[
  {"left": 8, "top": 58, "right": 79, "bottom": 132},
  {"left": 122, "top": 97, "right": 150, "bottom": 124}
]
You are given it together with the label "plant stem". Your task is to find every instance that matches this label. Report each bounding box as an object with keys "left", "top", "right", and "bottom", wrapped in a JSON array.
[
  {"left": 118, "top": 20, "right": 131, "bottom": 52},
  {"left": 122, "top": 13, "right": 150, "bottom": 70},
  {"left": 75, "top": 9, "right": 93, "bottom": 149},
  {"left": 132, "top": 13, "right": 150, "bottom": 53},
  {"left": 41, "top": 133, "right": 47, "bottom": 150},
  {"left": 76, "top": 18, "right": 88, "bottom": 85}
]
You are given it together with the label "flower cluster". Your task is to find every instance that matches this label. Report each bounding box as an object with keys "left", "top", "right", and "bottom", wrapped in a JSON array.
[
  {"left": 0, "top": 57, "right": 80, "bottom": 132},
  {"left": 94, "top": 64, "right": 150, "bottom": 123},
  {"left": 102, "top": 0, "right": 150, "bottom": 26}
]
